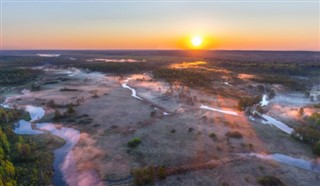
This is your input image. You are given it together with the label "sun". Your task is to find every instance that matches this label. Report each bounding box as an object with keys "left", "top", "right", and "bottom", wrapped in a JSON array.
[{"left": 191, "top": 36, "right": 203, "bottom": 47}]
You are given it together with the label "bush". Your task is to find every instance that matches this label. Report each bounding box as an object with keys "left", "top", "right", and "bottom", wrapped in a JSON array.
[
  {"left": 127, "top": 138, "right": 141, "bottom": 148},
  {"left": 225, "top": 131, "right": 243, "bottom": 138},
  {"left": 209, "top": 133, "right": 217, "bottom": 140},
  {"left": 298, "top": 107, "right": 304, "bottom": 116},
  {"left": 157, "top": 166, "right": 167, "bottom": 180},
  {"left": 66, "top": 106, "right": 75, "bottom": 114},
  {"left": 150, "top": 111, "right": 156, "bottom": 117},
  {"left": 132, "top": 166, "right": 154, "bottom": 186},
  {"left": 237, "top": 96, "right": 261, "bottom": 111},
  {"left": 132, "top": 166, "right": 167, "bottom": 186},
  {"left": 53, "top": 110, "right": 62, "bottom": 120},
  {"left": 46, "top": 99, "right": 55, "bottom": 108},
  {"left": 257, "top": 176, "right": 284, "bottom": 186},
  {"left": 313, "top": 141, "right": 320, "bottom": 155}
]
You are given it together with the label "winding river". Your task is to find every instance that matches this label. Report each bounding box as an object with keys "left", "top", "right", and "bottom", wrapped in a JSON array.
[{"left": 12, "top": 106, "right": 81, "bottom": 186}]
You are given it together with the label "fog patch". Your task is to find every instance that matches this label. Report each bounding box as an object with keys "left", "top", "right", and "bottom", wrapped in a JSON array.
[
  {"left": 271, "top": 93, "right": 314, "bottom": 107},
  {"left": 37, "top": 53, "right": 60, "bottom": 57},
  {"left": 63, "top": 133, "right": 105, "bottom": 186}
]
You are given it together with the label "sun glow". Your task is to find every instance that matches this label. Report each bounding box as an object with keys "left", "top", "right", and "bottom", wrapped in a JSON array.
[{"left": 191, "top": 36, "right": 203, "bottom": 47}]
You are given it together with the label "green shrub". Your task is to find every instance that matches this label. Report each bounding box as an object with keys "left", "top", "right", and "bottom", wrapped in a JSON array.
[
  {"left": 66, "top": 106, "right": 75, "bottom": 114},
  {"left": 132, "top": 166, "right": 167, "bottom": 186},
  {"left": 127, "top": 138, "right": 141, "bottom": 148},
  {"left": 157, "top": 166, "right": 167, "bottom": 179}
]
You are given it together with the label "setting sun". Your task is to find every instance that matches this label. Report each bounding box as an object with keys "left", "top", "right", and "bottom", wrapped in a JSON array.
[{"left": 191, "top": 36, "right": 203, "bottom": 47}]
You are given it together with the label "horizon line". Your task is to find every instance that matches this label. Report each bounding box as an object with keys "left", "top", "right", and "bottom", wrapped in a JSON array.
[{"left": 1, "top": 49, "right": 320, "bottom": 52}]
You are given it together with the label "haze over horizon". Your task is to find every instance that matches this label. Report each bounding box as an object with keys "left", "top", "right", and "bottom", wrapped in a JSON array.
[{"left": 1, "top": 0, "right": 319, "bottom": 51}]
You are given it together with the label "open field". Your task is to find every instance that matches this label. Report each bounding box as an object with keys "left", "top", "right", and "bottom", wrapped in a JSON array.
[{"left": 1, "top": 50, "right": 320, "bottom": 186}]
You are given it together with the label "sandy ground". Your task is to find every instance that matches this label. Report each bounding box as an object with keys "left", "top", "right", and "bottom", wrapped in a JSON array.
[{"left": 4, "top": 68, "right": 320, "bottom": 186}]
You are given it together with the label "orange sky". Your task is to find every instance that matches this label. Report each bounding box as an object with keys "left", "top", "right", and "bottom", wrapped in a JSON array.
[{"left": 1, "top": 1, "right": 319, "bottom": 50}]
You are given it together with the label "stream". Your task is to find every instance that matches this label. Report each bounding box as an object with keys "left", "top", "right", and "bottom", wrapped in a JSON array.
[
  {"left": 11, "top": 105, "right": 81, "bottom": 186},
  {"left": 121, "top": 78, "right": 170, "bottom": 115},
  {"left": 256, "top": 94, "right": 294, "bottom": 134},
  {"left": 239, "top": 153, "right": 320, "bottom": 173},
  {"left": 200, "top": 104, "right": 238, "bottom": 116}
]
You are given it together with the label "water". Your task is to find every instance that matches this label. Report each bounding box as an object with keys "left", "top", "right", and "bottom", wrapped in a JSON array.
[
  {"left": 121, "top": 78, "right": 143, "bottom": 100},
  {"left": 25, "top": 105, "right": 45, "bottom": 122},
  {"left": 36, "top": 123, "right": 80, "bottom": 186},
  {"left": 200, "top": 104, "right": 238, "bottom": 116},
  {"left": 12, "top": 105, "right": 81, "bottom": 186},
  {"left": 260, "top": 94, "right": 269, "bottom": 106},
  {"left": 260, "top": 114, "right": 294, "bottom": 134},
  {"left": 241, "top": 153, "right": 320, "bottom": 173}
]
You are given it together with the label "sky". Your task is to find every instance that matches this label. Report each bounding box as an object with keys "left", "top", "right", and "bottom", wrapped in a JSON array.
[{"left": 1, "top": 0, "right": 319, "bottom": 50}]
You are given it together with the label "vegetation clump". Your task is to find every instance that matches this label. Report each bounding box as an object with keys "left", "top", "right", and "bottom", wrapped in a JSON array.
[
  {"left": 66, "top": 106, "right": 75, "bottom": 114},
  {"left": 153, "top": 68, "right": 211, "bottom": 88},
  {"left": 127, "top": 138, "right": 141, "bottom": 148},
  {"left": 0, "top": 69, "right": 42, "bottom": 85},
  {"left": 225, "top": 131, "right": 243, "bottom": 138},
  {"left": 132, "top": 166, "right": 167, "bottom": 186},
  {"left": 0, "top": 107, "right": 61, "bottom": 185},
  {"left": 209, "top": 133, "right": 217, "bottom": 140},
  {"left": 257, "top": 176, "right": 284, "bottom": 186},
  {"left": 237, "top": 96, "right": 261, "bottom": 111},
  {"left": 46, "top": 99, "right": 56, "bottom": 108},
  {"left": 59, "top": 87, "right": 78, "bottom": 91}
]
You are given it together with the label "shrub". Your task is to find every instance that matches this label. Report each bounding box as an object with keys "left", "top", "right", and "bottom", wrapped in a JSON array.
[
  {"left": 46, "top": 99, "right": 55, "bottom": 108},
  {"left": 127, "top": 138, "right": 141, "bottom": 148},
  {"left": 91, "top": 93, "right": 99, "bottom": 98},
  {"left": 225, "top": 131, "right": 243, "bottom": 138},
  {"left": 150, "top": 111, "right": 156, "bottom": 117},
  {"left": 53, "top": 110, "right": 62, "bottom": 120},
  {"left": 257, "top": 176, "right": 284, "bottom": 186},
  {"left": 237, "top": 96, "right": 261, "bottom": 111},
  {"left": 313, "top": 141, "right": 320, "bottom": 155},
  {"left": 209, "top": 133, "right": 217, "bottom": 140},
  {"left": 157, "top": 166, "right": 167, "bottom": 180},
  {"left": 298, "top": 107, "right": 304, "bottom": 116},
  {"left": 131, "top": 166, "right": 167, "bottom": 186},
  {"left": 66, "top": 106, "right": 75, "bottom": 114},
  {"left": 132, "top": 166, "right": 154, "bottom": 186}
]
